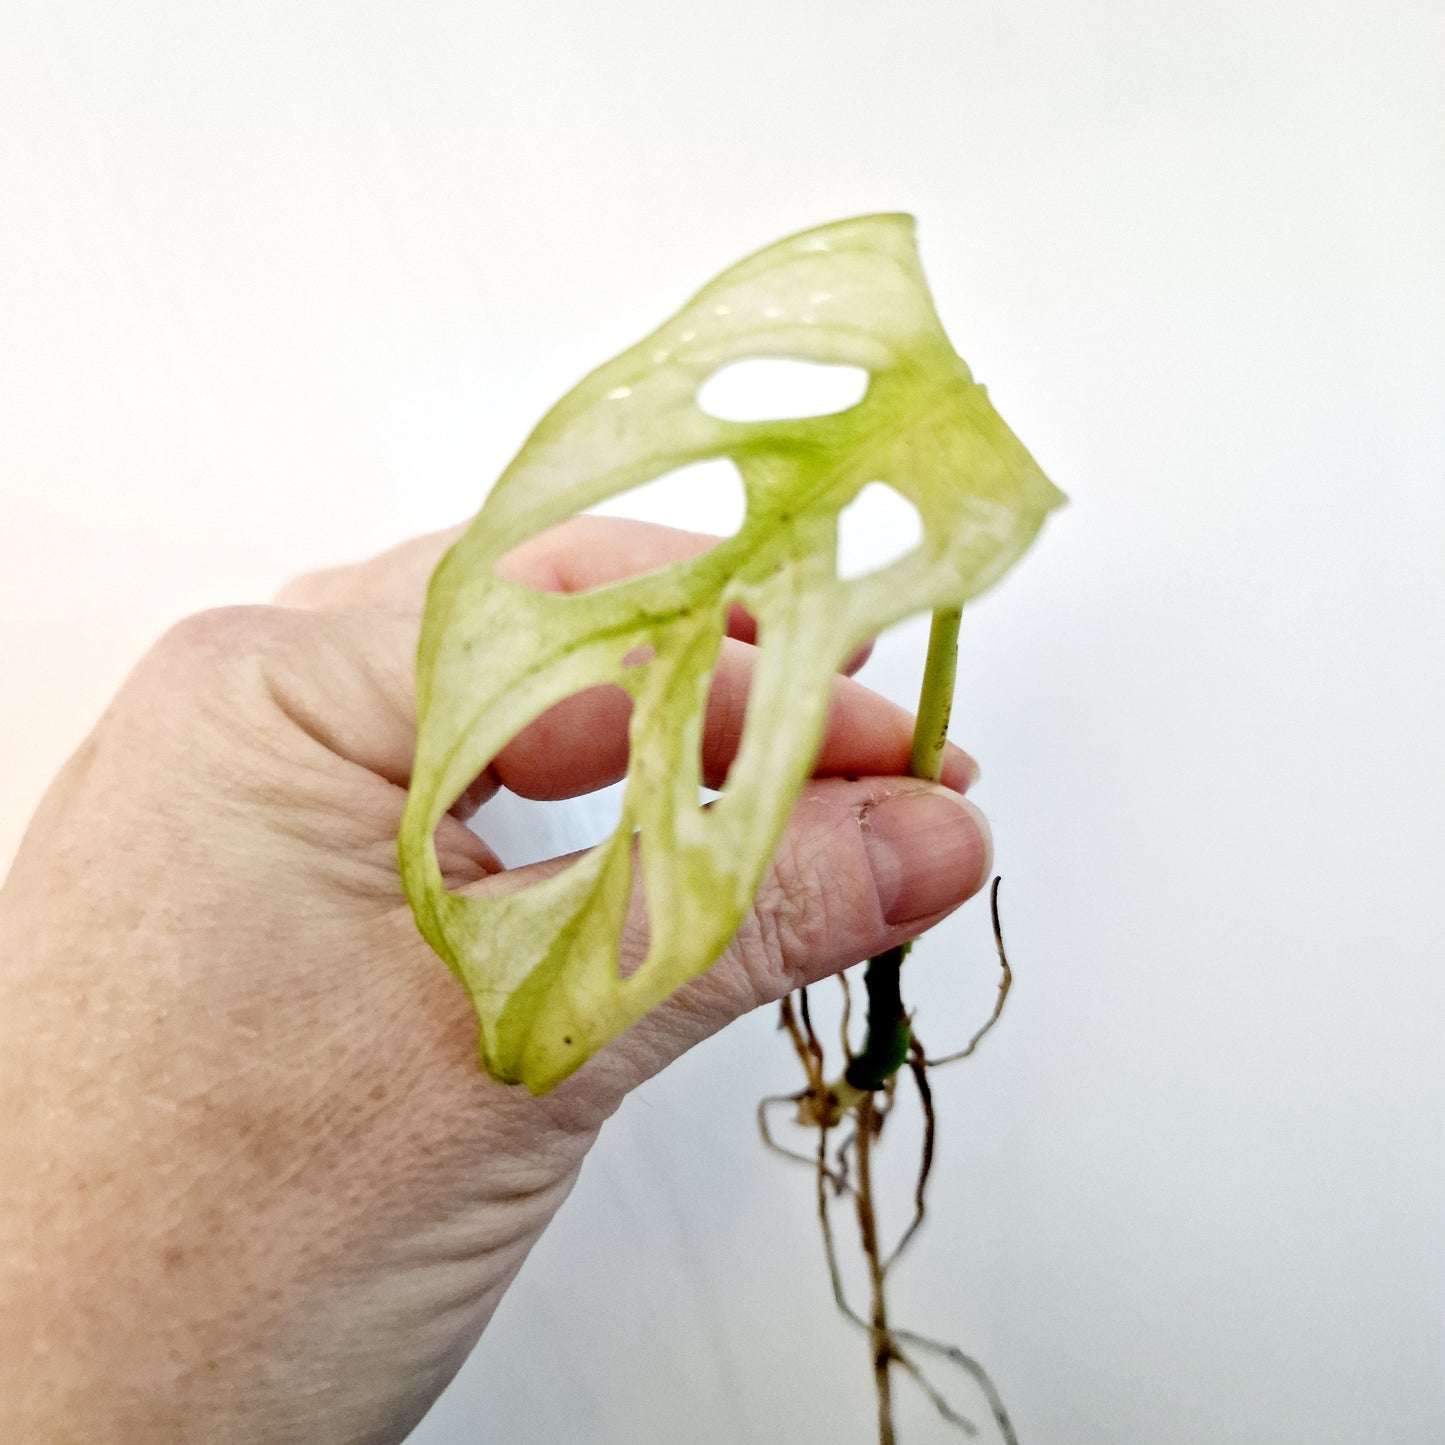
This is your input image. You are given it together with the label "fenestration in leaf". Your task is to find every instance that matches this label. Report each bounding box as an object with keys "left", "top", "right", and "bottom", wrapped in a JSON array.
[{"left": 400, "top": 214, "right": 1064, "bottom": 1094}]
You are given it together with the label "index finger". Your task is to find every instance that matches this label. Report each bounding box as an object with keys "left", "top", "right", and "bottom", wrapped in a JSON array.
[
  {"left": 276, "top": 516, "right": 764, "bottom": 646},
  {"left": 276, "top": 515, "right": 875, "bottom": 670}
]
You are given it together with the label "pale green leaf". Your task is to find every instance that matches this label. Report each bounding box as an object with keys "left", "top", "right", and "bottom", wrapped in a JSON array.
[{"left": 400, "top": 214, "right": 1064, "bottom": 1094}]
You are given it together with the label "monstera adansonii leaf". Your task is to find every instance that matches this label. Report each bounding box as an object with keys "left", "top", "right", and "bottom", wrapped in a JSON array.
[{"left": 400, "top": 214, "right": 1064, "bottom": 1094}]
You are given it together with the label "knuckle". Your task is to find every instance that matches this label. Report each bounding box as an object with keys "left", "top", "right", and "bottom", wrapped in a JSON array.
[
  {"left": 273, "top": 568, "right": 332, "bottom": 608},
  {"left": 539, "top": 516, "right": 605, "bottom": 583},
  {"left": 133, "top": 607, "right": 299, "bottom": 736},
  {"left": 148, "top": 605, "right": 279, "bottom": 672},
  {"left": 95, "top": 609, "right": 296, "bottom": 792}
]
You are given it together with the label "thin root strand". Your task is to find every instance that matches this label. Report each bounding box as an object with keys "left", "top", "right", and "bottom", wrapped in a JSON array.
[{"left": 761, "top": 883, "right": 1020, "bottom": 1443}]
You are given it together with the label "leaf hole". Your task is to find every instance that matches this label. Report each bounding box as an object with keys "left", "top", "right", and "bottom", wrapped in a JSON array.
[
  {"left": 699, "top": 623, "right": 755, "bottom": 792},
  {"left": 466, "top": 782, "right": 629, "bottom": 873},
  {"left": 835, "top": 481, "right": 924, "bottom": 582},
  {"left": 697, "top": 359, "right": 869, "bottom": 423},
  {"left": 436, "top": 678, "right": 640, "bottom": 884},
  {"left": 616, "top": 842, "right": 652, "bottom": 981},
  {"left": 622, "top": 644, "right": 656, "bottom": 668},
  {"left": 582, "top": 455, "right": 746, "bottom": 541}
]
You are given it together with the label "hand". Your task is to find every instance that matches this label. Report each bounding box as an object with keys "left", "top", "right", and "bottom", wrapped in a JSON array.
[{"left": 0, "top": 517, "right": 991, "bottom": 1444}]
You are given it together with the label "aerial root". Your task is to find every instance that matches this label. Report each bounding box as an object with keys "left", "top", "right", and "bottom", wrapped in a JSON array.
[
  {"left": 758, "top": 878, "right": 1019, "bottom": 1443},
  {"left": 926, "top": 877, "right": 1011, "bottom": 1067}
]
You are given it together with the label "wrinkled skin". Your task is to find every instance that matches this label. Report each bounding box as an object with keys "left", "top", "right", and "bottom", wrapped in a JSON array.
[{"left": 0, "top": 518, "right": 990, "bottom": 1444}]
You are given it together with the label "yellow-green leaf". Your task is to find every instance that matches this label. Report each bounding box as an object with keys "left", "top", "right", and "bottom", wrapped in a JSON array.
[{"left": 400, "top": 214, "right": 1064, "bottom": 1094}]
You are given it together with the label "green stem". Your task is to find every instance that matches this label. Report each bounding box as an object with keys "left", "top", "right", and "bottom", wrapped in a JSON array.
[
  {"left": 908, "top": 607, "right": 962, "bottom": 785},
  {"left": 845, "top": 608, "right": 962, "bottom": 1092}
]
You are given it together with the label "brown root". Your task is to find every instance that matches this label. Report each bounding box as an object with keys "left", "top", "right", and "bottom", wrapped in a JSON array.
[
  {"left": 757, "top": 878, "right": 1020, "bottom": 1443},
  {"left": 926, "top": 877, "right": 1011, "bottom": 1067}
]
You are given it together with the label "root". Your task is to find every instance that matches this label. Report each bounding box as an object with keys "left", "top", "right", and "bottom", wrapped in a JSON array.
[
  {"left": 926, "top": 878, "right": 1011, "bottom": 1067},
  {"left": 838, "top": 971, "right": 855, "bottom": 1055},
  {"left": 814, "top": 1110, "right": 869, "bottom": 1332},
  {"left": 891, "top": 1328, "right": 1020, "bottom": 1445},
  {"left": 882, "top": 1040, "right": 936, "bottom": 1272},
  {"left": 758, "top": 878, "right": 1020, "bottom": 1443},
  {"left": 758, "top": 1092, "right": 854, "bottom": 1196}
]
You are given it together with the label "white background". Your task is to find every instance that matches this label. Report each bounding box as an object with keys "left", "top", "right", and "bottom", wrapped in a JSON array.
[{"left": 3, "top": 3, "right": 1443, "bottom": 1442}]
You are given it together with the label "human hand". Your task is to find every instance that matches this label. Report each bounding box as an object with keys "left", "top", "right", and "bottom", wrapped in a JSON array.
[{"left": 0, "top": 517, "right": 991, "bottom": 1444}]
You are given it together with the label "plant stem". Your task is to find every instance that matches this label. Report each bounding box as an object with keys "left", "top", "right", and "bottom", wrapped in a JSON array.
[
  {"left": 908, "top": 607, "right": 962, "bottom": 785},
  {"left": 844, "top": 946, "right": 911, "bottom": 1092},
  {"left": 846, "top": 608, "right": 962, "bottom": 1092}
]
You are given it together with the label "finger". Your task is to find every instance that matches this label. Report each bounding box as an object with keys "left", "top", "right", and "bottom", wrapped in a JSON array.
[
  {"left": 216, "top": 603, "right": 968, "bottom": 837},
  {"left": 488, "top": 639, "right": 977, "bottom": 802},
  {"left": 466, "top": 777, "right": 993, "bottom": 1104},
  {"left": 276, "top": 516, "right": 872, "bottom": 674},
  {"left": 275, "top": 515, "right": 752, "bottom": 634},
  {"left": 239, "top": 605, "right": 971, "bottom": 822}
]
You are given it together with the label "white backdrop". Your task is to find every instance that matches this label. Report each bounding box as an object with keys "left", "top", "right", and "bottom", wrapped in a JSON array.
[{"left": 3, "top": 3, "right": 1442, "bottom": 1442}]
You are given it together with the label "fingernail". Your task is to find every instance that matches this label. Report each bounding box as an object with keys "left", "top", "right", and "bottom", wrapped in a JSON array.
[{"left": 862, "top": 787, "right": 991, "bottom": 927}]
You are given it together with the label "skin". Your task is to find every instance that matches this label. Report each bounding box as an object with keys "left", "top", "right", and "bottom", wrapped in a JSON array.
[{"left": 0, "top": 516, "right": 991, "bottom": 1444}]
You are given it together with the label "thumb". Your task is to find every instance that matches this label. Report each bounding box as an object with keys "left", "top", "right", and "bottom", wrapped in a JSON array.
[{"left": 477, "top": 776, "right": 992, "bottom": 1103}]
